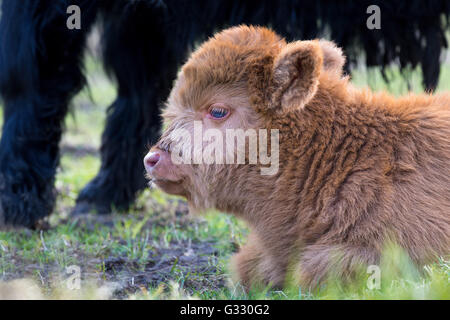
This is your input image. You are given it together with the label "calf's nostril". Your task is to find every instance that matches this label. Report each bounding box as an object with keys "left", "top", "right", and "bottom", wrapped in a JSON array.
[{"left": 145, "top": 152, "right": 160, "bottom": 168}]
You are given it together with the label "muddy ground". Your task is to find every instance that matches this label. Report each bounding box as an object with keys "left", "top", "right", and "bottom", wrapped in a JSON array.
[{"left": 0, "top": 202, "right": 232, "bottom": 299}]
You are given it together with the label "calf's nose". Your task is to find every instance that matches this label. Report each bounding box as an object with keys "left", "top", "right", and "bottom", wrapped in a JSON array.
[{"left": 144, "top": 151, "right": 161, "bottom": 171}]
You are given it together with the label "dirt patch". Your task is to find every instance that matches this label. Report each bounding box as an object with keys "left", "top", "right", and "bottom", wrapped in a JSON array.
[{"left": 98, "top": 240, "right": 223, "bottom": 298}]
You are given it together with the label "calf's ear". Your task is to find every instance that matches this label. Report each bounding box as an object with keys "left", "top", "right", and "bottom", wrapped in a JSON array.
[
  {"left": 270, "top": 40, "right": 323, "bottom": 113},
  {"left": 318, "top": 40, "right": 346, "bottom": 76}
]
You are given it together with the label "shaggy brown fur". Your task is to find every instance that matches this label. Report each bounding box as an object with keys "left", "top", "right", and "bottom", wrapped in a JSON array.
[{"left": 145, "top": 26, "right": 450, "bottom": 290}]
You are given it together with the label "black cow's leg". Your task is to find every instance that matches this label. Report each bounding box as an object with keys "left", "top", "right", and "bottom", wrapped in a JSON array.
[
  {"left": 421, "top": 21, "right": 445, "bottom": 92},
  {"left": 0, "top": 1, "right": 98, "bottom": 227},
  {"left": 73, "top": 1, "right": 182, "bottom": 214}
]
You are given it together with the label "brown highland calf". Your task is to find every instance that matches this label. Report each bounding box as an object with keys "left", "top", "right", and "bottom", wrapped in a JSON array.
[{"left": 144, "top": 26, "right": 450, "bottom": 290}]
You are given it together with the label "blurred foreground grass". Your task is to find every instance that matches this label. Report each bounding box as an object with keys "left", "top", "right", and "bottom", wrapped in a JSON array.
[{"left": 0, "top": 54, "right": 449, "bottom": 299}]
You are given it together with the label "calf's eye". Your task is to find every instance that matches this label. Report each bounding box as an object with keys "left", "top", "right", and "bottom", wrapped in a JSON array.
[{"left": 208, "top": 104, "right": 230, "bottom": 120}]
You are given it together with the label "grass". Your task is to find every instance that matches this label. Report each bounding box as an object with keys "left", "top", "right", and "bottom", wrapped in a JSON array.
[{"left": 0, "top": 53, "right": 449, "bottom": 300}]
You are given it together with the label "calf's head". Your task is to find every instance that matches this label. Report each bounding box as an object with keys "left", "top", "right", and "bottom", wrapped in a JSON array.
[{"left": 144, "top": 26, "right": 345, "bottom": 214}]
